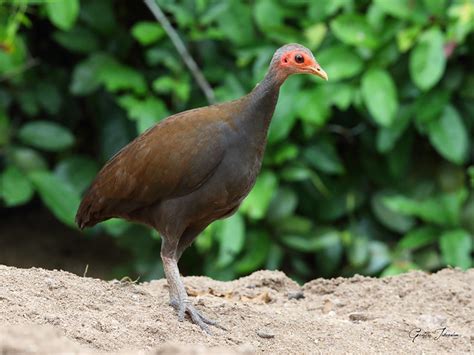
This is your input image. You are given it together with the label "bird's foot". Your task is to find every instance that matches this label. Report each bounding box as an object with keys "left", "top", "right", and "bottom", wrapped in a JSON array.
[{"left": 169, "top": 299, "right": 226, "bottom": 334}]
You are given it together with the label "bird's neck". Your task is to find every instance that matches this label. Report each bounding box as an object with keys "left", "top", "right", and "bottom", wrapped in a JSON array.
[{"left": 243, "top": 66, "right": 286, "bottom": 135}]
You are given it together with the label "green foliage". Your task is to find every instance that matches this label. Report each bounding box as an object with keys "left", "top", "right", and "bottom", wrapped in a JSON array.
[
  {"left": 18, "top": 121, "right": 75, "bottom": 152},
  {"left": 0, "top": 0, "right": 473, "bottom": 281},
  {"left": 439, "top": 229, "right": 472, "bottom": 269},
  {"left": 410, "top": 27, "right": 447, "bottom": 91},
  {"left": 361, "top": 69, "right": 398, "bottom": 126},
  {"left": 132, "top": 22, "right": 165, "bottom": 46},
  {"left": 0, "top": 165, "right": 33, "bottom": 206},
  {"left": 46, "top": 0, "right": 80, "bottom": 31},
  {"left": 427, "top": 105, "right": 468, "bottom": 164},
  {"left": 29, "top": 171, "right": 81, "bottom": 227}
]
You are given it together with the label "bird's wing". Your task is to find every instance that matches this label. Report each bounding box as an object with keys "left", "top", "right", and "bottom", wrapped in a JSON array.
[{"left": 76, "top": 105, "right": 230, "bottom": 227}]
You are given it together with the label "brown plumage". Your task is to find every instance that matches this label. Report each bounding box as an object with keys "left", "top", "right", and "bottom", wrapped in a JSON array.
[{"left": 76, "top": 43, "right": 327, "bottom": 333}]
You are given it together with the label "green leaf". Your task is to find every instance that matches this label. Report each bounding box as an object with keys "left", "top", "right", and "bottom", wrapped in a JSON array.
[
  {"left": 275, "top": 215, "right": 313, "bottom": 235},
  {"left": 46, "top": 0, "right": 80, "bottom": 31},
  {"left": 267, "top": 187, "right": 298, "bottom": 222},
  {"left": 215, "top": 213, "right": 245, "bottom": 268},
  {"left": 194, "top": 224, "right": 215, "bottom": 254},
  {"left": 296, "top": 87, "right": 330, "bottom": 126},
  {"left": 372, "top": 191, "right": 415, "bottom": 233},
  {"left": 317, "top": 45, "right": 364, "bottom": 82},
  {"left": 29, "top": 171, "right": 81, "bottom": 227},
  {"left": 18, "top": 120, "right": 75, "bottom": 152},
  {"left": 374, "top": 0, "right": 413, "bottom": 19},
  {"left": 423, "top": 0, "right": 446, "bottom": 16},
  {"left": 35, "top": 82, "right": 62, "bottom": 115},
  {"left": 364, "top": 241, "right": 391, "bottom": 275},
  {"left": 414, "top": 89, "right": 450, "bottom": 125},
  {"left": 280, "top": 165, "right": 312, "bottom": 181},
  {"left": 217, "top": 0, "right": 254, "bottom": 45},
  {"left": 131, "top": 21, "right": 165, "bottom": 46},
  {"left": 100, "top": 60, "right": 147, "bottom": 95},
  {"left": 410, "top": 27, "right": 446, "bottom": 91},
  {"left": 81, "top": 0, "right": 117, "bottom": 35},
  {"left": 330, "top": 14, "right": 378, "bottom": 48},
  {"left": 303, "top": 141, "right": 345, "bottom": 175},
  {"left": 71, "top": 54, "right": 146, "bottom": 96},
  {"left": 383, "top": 189, "right": 468, "bottom": 226},
  {"left": 439, "top": 229, "right": 472, "bottom": 269},
  {"left": 381, "top": 262, "right": 420, "bottom": 277},
  {"left": 240, "top": 170, "right": 278, "bottom": 220},
  {"left": 427, "top": 105, "right": 468, "bottom": 165},
  {"left": 348, "top": 233, "right": 369, "bottom": 267},
  {"left": 326, "top": 83, "right": 354, "bottom": 110},
  {"left": 0, "top": 36, "right": 27, "bottom": 77},
  {"left": 308, "top": 0, "right": 348, "bottom": 22},
  {"left": 269, "top": 76, "right": 301, "bottom": 143},
  {"left": 305, "top": 23, "right": 327, "bottom": 50},
  {"left": 152, "top": 76, "right": 191, "bottom": 102},
  {"left": 414, "top": 246, "right": 442, "bottom": 270},
  {"left": 235, "top": 230, "right": 270, "bottom": 274},
  {"left": 397, "top": 26, "right": 421, "bottom": 52},
  {"left": 270, "top": 143, "right": 299, "bottom": 165},
  {"left": 17, "top": 90, "right": 39, "bottom": 116},
  {"left": 254, "top": 0, "right": 284, "bottom": 32},
  {"left": 282, "top": 228, "right": 340, "bottom": 252},
  {"left": 101, "top": 218, "right": 132, "bottom": 237},
  {"left": 117, "top": 95, "right": 169, "bottom": 133},
  {"left": 55, "top": 156, "right": 99, "bottom": 195},
  {"left": 10, "top": 147, "right": 48, "bottom": 172},
  {"left": 362, "top": 68, "right": 398, "bottom": 127},
  {"left": 397, "top": 226, "right": 438, "bottom": 250},
  {"left": 1, "top": 166, "right": 33, "bottom": 206},
  {"left": 266, "top": 244, "right": 283, "bottom": 270},
  {"left": 70, "top": 54, "right": 110, "bottom": 95},
  {"left": 53, "top": 27, "right": 100, "bottom": 53},
  {"left": 376, "top": 105, "right": 412, "bottom": 153}
]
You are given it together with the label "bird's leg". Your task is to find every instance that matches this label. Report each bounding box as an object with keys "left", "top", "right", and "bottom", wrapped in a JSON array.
[{"left": 161, "top": 239, "right": 223, "bottom": 334}]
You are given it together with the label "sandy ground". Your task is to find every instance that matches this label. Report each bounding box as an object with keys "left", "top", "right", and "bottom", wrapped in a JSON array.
[{"left": 0, "top": 265, "right": 472, "bottom": 354}]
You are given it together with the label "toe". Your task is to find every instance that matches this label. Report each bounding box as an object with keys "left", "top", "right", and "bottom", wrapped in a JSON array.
[
  {"left": 168, "top": 299, "right": 225, "bottom": 333},
  {"left": 187, "top": 305, "right": 226, "bottom": 332},
  {"left": 194, "top": 310, "right": 227, "bottom": 330}
]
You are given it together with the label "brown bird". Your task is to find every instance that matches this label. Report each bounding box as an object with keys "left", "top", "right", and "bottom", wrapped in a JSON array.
[{"left": 76, "top": 43, "right": 327, "bottom": 333}]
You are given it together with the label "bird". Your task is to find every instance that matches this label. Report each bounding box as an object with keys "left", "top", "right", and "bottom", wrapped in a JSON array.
[{"left": 76, "top": 43, "right": 328, "bottom": 333}]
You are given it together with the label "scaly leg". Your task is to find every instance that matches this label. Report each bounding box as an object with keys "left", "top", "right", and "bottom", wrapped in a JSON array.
[{"left": 161, "top": 254, "right": 224, "bottom": 334}]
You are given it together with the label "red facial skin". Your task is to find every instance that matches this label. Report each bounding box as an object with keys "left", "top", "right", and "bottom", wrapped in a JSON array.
[{"left": 279, "top": 50, "right": 328, "bottom": 80}]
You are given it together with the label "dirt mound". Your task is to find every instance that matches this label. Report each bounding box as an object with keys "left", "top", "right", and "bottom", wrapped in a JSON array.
[{"left": 0, "top": 265, "right": 472, "bottom": 354}]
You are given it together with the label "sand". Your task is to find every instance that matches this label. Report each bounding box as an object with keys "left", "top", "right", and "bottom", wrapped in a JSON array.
[{"left": 0, "top": 265, "right": 472, "bottom": 354}]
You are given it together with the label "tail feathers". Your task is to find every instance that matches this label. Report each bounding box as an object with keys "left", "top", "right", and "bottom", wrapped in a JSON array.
[
  {"left": 75, "top": 198, "right": 94, "bottom": 230},
  {"left": 76, "top": 189, "right": 105, "bottom": 230}
]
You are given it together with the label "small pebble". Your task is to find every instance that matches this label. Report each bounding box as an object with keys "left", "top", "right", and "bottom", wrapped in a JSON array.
[
  {"left": 287, "top": 290, "right": 305, "bottom": 300},
  {"left": 257, "top": 329, "right": 275, "bottom": 339},
  {"left": 349, "top": 313, "right": 368, "bottom": 322}
]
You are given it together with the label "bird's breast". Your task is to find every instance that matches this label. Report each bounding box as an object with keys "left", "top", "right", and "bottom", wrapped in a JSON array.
[{"left": 218, "top": 141, "right": 265, "bottom": 204}]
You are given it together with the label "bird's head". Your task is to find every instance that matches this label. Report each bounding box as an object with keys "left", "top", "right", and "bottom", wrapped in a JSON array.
[{"left": 271, "top": 43, "right": 328, "bottom": 81}]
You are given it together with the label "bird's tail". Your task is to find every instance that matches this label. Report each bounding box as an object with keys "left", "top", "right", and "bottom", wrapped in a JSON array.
[{"left": 75, "top": 188, "right": 102, "bottom": 230}]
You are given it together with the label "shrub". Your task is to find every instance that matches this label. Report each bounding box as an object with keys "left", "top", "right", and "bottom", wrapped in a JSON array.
[{"left": 0, "top": 0, "right": 473, "bottom": 282}]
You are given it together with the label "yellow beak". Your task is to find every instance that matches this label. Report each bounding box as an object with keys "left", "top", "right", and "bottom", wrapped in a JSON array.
[{"left": 308, "top": 66, "right": 329, "bottom": 81}]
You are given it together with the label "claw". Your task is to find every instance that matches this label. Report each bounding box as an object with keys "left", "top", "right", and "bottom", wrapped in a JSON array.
[
  {"left": 162, "top": 256, "right": 225, "bottom": 334},
  {"left": 169, "top": 299, "right": 225, "bottom": 334}
]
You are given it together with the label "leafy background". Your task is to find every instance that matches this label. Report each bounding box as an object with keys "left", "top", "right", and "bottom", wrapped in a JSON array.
[{"left": 0, "top": 0, "right": 473, "bottom": 283}]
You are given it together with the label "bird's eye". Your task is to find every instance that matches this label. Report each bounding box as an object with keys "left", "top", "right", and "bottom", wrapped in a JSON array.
[{"left": 294, "top": 54, "right": 304, "bottom": 64}]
